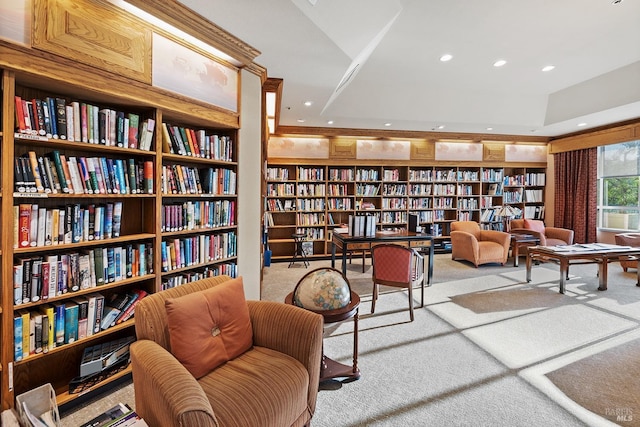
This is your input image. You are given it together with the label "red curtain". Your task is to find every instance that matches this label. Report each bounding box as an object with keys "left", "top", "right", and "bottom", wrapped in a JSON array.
[{"left": 554, "top": 148, "right": 597, "bottom": 244}]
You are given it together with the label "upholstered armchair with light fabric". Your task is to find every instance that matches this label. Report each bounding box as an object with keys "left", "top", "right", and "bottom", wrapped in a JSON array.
[
  {"left": 614, "top": 233, "right": 640, "bottom": 271},
  {"left": 130, "top": 275, "right": 324, "bottom": 427},
  {"left": 510, "top": 219, "right": 574, "bottom": 246},
  {"left": 450, "top": 221, "right": 511, "bottom": 267}
]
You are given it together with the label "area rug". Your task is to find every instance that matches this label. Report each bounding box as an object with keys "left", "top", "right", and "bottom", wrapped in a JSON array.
[{"left": 545, "top": 337, "right": 640, "bottom": 426}]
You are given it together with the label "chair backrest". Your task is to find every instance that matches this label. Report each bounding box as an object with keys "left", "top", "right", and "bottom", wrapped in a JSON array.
[
  {"left": 134, "top": 275, "right": 234, "bottom": 351},
  {"left": 451, "top": 221, "right": 481, "bottom": 238},
  {"left": 372, "top": 244, "right": 413, "bottom": 283},
  {"left": 510, "top": 219, "right": 525, "bottom": 229}
]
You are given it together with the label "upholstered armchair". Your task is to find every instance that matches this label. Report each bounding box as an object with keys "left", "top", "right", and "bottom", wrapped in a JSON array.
[
  {"left": 510, "top": 219, "right": 574, "bottom": 246},
  {"left": 614, "top": 233, "right": 640, "bottom": 271},
  {"left": 450, "top": 221, "right": 511, "bottom": 267},
  {"left": 131, "top": 275, "right": 324, "bottom": 427}
]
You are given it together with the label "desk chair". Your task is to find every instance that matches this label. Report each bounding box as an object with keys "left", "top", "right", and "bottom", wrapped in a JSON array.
[{"left": 371, "top": 244, "right": 424, "bottom": 322}]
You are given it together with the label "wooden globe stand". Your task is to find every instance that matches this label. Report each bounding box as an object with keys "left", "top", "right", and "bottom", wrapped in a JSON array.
[{"left": 286, "top": 291, "right": 361, "bottom": 382}]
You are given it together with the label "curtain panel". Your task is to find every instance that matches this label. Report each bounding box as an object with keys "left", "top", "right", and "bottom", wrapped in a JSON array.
[{"left": 553, "top": 148, "right": 597, "bottom": 244}]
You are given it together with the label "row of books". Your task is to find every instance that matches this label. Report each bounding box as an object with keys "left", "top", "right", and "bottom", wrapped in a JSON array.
[
  {"left": 266, "top": 183, "right": 295, "bottom": 196},
  {"left": 14, "top": 245, "right": 153, "bottom": 305},
  {"left": 160, "top": 231, "right": 237, "bottom": 272},
  {"left": 266, "top": 167, "right": 291, "bottom": 181},
  {"left": 16, "top": 150, "right": 154, "bottom": 195},
  {"left": 297, "top": 166, "right": 324, "bottom": 181},
  {"left": 161, "top": 122, "right": 233, "bottom": 161},
  {"left": 15, "top": 202, "right": 123, "bottom": 248},
  {"left": 161, "top": 164, "right": 237, "bottom": 195},
  {"left": 161, "top": 200, "right": 236, "bottom": 232},
  {"left": 161, "top": 264, "right": 237, "bottom": 291},
  {"left": 14, "top": 289, "right": 147, "bottom": 361},
  {"left": 348, "top": 214, "right": 377, "bottom": 237},
  {"left": 14, "top": 95, "right": 154, "bottom": 150},
  {"left": 266, "top": 198, "right": 295, "bottom": 212},
  {"left": 297, "top": 183, "right": 326, "bottom": 196}
]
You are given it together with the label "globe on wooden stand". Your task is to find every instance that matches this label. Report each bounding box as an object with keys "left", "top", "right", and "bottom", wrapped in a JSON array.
[{"left": 286, "top": 267, "right": 361, "bottom": 382}]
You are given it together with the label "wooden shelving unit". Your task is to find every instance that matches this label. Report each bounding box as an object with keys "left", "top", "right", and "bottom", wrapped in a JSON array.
[{"left": 265, "top": 163, "right": 546, "bottom": 261}]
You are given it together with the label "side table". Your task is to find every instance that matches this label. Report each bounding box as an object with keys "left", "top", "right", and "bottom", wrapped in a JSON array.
[
  {"left": 289, "top": 232, "right": 310, "bottom": 268},
  {"left": 510, "top": 233, "right": 540, "bottom": 267},
  {"left": 285, "top": 291, "right": 361, "bottom": 382}
]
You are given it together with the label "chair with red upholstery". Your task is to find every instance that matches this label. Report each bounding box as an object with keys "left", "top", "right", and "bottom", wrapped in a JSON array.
[
  {"left": 450, "top": 221, "right": 511, "bottom": 267},
  {"left": 371, "top": 244, "right": 424, "bottom": 322},
  {"left": 510, "top": 219, "right": 574, "bottom": 246}
]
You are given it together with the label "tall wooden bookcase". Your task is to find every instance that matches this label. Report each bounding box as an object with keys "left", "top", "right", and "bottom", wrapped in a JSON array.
[
  {"left": 265, "top": 161, "right": 547, "bottom": 261},
  {"left": 0, "top": 0, "right": 251, "bottom": 410}
]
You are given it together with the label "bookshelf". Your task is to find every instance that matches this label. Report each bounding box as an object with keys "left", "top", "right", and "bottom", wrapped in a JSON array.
[
  {"left": 0, "top": 54, "right": 240, "bottom": 411},
  {"left": 265, "top": 163, "right": 546, "bottom": 260}
]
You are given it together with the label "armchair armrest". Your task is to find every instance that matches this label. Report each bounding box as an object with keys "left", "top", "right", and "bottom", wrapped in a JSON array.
[
  {"left": 247, "top": 300, "right": 323, "bottom": 413},
  {"left": 545, "top": 227, "right": 574, "bottom": 245},
  {"left": 479, "top": 230, "right": 511, "bottom": 249},
  {"left": 130, "top": 340, "right": 217, "bottom": 427},
  {"left": 450, "top": 230, "right": 479, "bottom": 258}
]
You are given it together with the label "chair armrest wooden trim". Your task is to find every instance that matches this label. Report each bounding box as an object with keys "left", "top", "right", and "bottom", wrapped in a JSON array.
[{"left": 131, "top": 340, "right": 217, "bottom": 427}]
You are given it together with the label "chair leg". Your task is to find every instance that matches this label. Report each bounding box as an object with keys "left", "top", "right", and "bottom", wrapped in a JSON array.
[
  {"left": 408, "top": 285, "right": 414, "bottom": 322},
  {"left": 371, "top": 283, "right": 378, "bottom": 314},
  {"left": 362, "top": 251, "right": 366, "bottom": 273}
]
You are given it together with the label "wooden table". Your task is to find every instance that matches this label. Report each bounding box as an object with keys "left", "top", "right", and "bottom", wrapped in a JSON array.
[
  {"left": 510, "top": 233, "right": 540, "bottom": 267},
  {"left": 331, "top": 231, "right": 434, "bottom": 303},
  {"left": 285, "top": 291, "right": 361, "bottom": 382},
  {"left": 525, "top": 244, "right": 640, "bottom": 294}
]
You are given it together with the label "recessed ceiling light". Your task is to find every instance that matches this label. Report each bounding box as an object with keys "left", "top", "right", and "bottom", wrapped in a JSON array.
[
  {"left": 493, "top": 59, "right": 507, "bottom": 67},
  {"left": 327, "top": 120, "right": 334, "bottom": 125},
  {"left": 384, "top": 123, "right": 392, "bottom": 127},
  {"left": 297, "top": 119, "right": 306, "bottom": 123},
  {"left": 440, "top": 54, "right": 453, "bottom": 62},
  {"left": 577, "top": 122, "right": 587, "bottom": 127},
  {"left": 542, "top": 65, "right": 555, "bottom": 72},
  {"left": 304, "top": 101, "right": 313, "bottom": 107},
  {"left": 437, "top": 125, "right": 445, "bottom": 129},
  {"left": 486, "top": 127, "right": 493, "bottom": 131}
]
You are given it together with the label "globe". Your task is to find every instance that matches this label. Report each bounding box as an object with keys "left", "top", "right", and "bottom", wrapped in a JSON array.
[{"left": 293, "top": 268, "right": 352, "bottom": 311}]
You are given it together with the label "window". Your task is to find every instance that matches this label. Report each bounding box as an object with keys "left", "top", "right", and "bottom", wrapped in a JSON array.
[{"left": 598, "top": 140, "right": 640, "bottom": 230}]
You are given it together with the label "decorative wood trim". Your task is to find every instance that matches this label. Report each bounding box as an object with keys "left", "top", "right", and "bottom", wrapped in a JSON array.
[
  {"left": 122, "top": 0, "right": 260, "bottom": 67},
  {"left": 483, "top": 143, "right": 505, "bottom": 161},
  {"left": 32, "top": 0, "right": 152, "bottom": 84},
  {"left": 549, "top": 120, "right": 640, "bottom": 154},
  {"left": 410, "top": 140, "right": 435, "bottom": 160},
  {"left": 329, "top": 138, "right": 356, "bottom": 159}
]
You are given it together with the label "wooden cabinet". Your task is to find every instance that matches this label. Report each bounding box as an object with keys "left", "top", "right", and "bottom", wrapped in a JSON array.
[
  {"left": 266, "top": 163, "right": 546, "bottom": 260},
  {"left": 0, "top": 63, "right": 239, "bottom": 409}
]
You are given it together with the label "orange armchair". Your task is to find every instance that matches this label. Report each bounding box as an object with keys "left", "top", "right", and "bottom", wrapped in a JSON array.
[
  {"left": 614, "top": 233, "right": 640, "bottom": 271},
  {"left": 510, "top": 219, "right": 574, "bottom": 246},
  {"left": 450, "top": 221, "right": 511, "bottom": 267}
]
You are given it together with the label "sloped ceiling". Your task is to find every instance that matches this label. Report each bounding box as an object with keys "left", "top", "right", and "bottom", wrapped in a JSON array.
[{"left": 178, "top": 0, "right": 640, "bottom": 137}]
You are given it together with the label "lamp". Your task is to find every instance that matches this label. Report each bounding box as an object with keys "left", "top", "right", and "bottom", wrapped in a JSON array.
[{"left": 495, "top": 205, "right": 521, "bottom": 232}]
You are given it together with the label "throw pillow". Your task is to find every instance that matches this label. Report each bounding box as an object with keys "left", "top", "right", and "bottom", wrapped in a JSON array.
[
  {"left": 523, "top": 219, "right": 546, "bottom": 235},
  {"left": 165, "top": 276, "right": 253, "bottom": 379}
]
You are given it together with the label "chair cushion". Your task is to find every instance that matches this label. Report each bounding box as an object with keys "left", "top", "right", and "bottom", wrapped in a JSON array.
[
  {"left": 523, "top": 219, "right": 546, "bottom": 234},
  {"left": 200, "top": 346, "right": 310, "bottom": 427},
  {"left": 165, "top": 276, "right": 253, "bottom": 379}
]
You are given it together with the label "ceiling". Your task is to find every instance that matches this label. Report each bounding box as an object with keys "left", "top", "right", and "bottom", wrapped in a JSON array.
[{"left": 178, "top": 0, "right": 640, "bottom": 138}]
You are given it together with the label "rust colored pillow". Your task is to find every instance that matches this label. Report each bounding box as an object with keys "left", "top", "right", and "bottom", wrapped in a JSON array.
[
  {"left": 523, "top": 219, "right": 546, "bottom": 235},
  {"left": 165, "top": 277, "right": 253, "bottom": 379}
]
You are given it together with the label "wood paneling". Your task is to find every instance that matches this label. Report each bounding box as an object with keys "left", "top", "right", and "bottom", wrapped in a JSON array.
[
  {"left": 483, "top": 143, "right": 505, "bottom": 161},
  {"left": 32, "top": 0, "right": 152, "bottom": 83},
  {"left": 329, "top": 138, "right": 356, "bottom": 159},
  {"left": 549, "top": 121, "right": 640, "bottom": 153},
  {"left": 410, "top": 140, "right": 435, "bottom": 160}
]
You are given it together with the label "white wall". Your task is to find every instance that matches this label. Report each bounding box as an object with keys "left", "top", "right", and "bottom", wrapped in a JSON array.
[{"left": 237, "top": 69, "right": 263, "bottom": 300}]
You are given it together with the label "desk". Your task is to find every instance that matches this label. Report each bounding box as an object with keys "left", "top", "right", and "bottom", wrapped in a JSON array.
[
  {"left": 525, "top": 244, "right": 640, "bottom": 294},
  {"left": 331, "top": 231, "right": 434, "bottom": 302}
]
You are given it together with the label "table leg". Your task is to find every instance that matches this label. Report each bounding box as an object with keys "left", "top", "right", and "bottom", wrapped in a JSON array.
[
  {"left": 352, "top": 311, "right": 360, "bottom": 378},
  {"left": 331, "top": 241, "right": 337, "bottom": 269},
  {"left": 526, "top": 252, "right": 532, "bottom": 282},
  {"left": 341, "top": 247, "right": 348, "bottom": 276},
  {"left": 598, "top": 258, "right": 609, "bottom": 291},
  {"left": 559, "top": 259, "right": 568, "bottom": 294},
  {"left": 428, "top": 243, "right": 434, "bottom": 286},
  {"left": 637, "top": 259, "right": 640, "bottom": 287},
  {"left": 513, "top": 243, "right": 520, "bottom": 267}
]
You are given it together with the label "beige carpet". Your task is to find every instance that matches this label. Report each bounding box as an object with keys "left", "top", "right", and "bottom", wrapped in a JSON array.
[{"left": 60, "top": 255, "right": 640, "bottom": 426}]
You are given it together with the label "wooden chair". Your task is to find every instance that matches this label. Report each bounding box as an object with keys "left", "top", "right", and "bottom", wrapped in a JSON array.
[{"left": 371, "top": 244, "right": 424, "bottom": 322}]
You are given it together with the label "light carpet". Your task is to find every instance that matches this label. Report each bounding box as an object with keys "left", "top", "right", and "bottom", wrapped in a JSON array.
[{"left": 61, "top": 255, "right": 640, "bottom": 426}]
